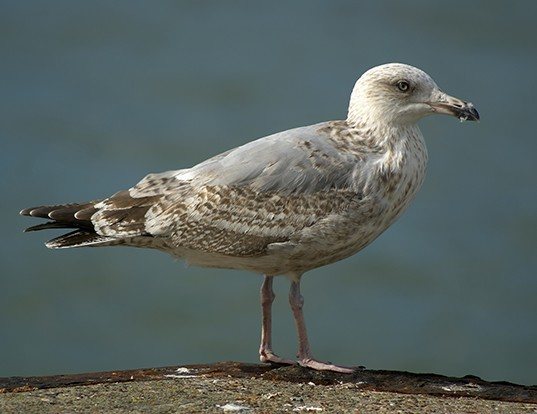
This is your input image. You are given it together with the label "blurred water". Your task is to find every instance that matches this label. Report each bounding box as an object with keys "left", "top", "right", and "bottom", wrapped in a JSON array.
[{"left": 1, "top": 1, "right": 536, "bottom": 385}]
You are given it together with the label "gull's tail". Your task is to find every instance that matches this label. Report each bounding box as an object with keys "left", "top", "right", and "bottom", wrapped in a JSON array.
[{"left": 20, "top": 202, "right": 117, "bottom": 248}]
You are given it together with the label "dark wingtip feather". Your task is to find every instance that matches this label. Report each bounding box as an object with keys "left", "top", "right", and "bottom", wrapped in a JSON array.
[
  {"left": 20, "top": 206, "right": 56, "bottom": 218},
  {"left": 20, "top": 207, "right": 37, "bottom": 216},
  {"left": 20, "top": 203, "right": 91, "bottom": 219},
  {"left": 21, "top": 202, "right": 98, "bottom": 231},
  {"left": 29, "top": 206, "right": 63, "bottom": 218},
  {"left": 74, "top": 207, "right": 98, "bottom": 221}
]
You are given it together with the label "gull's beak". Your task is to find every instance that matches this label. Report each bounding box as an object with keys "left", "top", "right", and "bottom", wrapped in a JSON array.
[{"left": 427, "top": 91, "right": 480, "bottom": 122}]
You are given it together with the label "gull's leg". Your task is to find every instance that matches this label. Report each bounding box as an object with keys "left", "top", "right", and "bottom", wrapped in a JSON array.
[
  {"left": 289, "top": 274, "right": 355, "bottom": 373},
  {"left": 259, "top": 275, "right": 295, "bottom": 365}
]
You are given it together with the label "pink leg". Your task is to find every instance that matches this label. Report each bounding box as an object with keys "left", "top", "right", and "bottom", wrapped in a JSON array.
[
  {"left": 289, "top": 275, "right": 355, "bottom": 373},
  {"left": 259, "top": 275, "right": 295, "bottom": 365}
]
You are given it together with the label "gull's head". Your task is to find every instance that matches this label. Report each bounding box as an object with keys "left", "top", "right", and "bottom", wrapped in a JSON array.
[{"left": 347, "top": 63, "right": 479, "bottom": 126}]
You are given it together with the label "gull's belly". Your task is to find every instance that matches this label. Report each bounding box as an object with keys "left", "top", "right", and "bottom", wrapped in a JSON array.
[{"left": 169, "top": 195, "right": 402, "bottom": 276}]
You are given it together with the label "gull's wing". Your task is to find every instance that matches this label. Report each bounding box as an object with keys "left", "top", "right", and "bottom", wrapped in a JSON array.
[
  {"left": 132, "top": 122, "right": 363, "bottom": 197},
  {"left": 94, "top": 121, "right": 370, "bottom": 254},
  {"left": 26, "top": 122, "right": 375, "bottom": 254},
  {"left": 187, "top": 123, "right": 360, "bottom": 194}
]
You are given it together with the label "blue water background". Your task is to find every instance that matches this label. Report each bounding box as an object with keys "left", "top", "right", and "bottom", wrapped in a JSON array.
[{"left": 1, "top": 1, "right": 536, "bottom": 384}]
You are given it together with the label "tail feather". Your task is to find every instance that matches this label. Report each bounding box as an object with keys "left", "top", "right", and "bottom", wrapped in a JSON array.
[
  {"left": 45, "top": 230, "right": 118, "bottom": 249},
  {"left": 24, "top": 221, "right": 81, "bottom": 232}
]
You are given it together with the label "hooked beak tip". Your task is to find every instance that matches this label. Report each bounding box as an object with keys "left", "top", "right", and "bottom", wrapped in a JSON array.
[
  {"left": 468, "top": 104, "right": 480, "bottom": 121},
  {"left": 429, "top": 99, "right": 480, "bottom": 122}
]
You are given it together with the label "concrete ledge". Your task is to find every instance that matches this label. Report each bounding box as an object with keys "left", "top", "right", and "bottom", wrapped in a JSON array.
[{"left": 1, "top": 362, "right": 536, "bottom": 413}]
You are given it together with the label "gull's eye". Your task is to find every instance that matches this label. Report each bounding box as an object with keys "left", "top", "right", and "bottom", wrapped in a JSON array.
[{"left": 396, "top": 80, "right": 410, "bottom": 92}]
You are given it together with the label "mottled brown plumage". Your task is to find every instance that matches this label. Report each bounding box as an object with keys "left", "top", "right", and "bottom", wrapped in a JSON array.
[{"left": 21, "top": 63, "right": 479, "bottom": 372}]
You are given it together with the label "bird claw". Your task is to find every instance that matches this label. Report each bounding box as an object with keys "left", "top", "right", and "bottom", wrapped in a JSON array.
[
  {"left": 298, "top": 358, "right": 357, "bottom": 373},
  {"left": 260, "top": 350, "right": 296, "bottom": 366}
]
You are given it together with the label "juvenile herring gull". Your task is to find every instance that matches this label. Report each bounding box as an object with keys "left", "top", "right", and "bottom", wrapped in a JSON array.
[{"left": 21, "top": 63, "right": 479, "bottom": 373}]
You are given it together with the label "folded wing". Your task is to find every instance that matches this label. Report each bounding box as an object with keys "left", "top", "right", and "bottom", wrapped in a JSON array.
[{"left": 22, "top": 122, "right": 370, "bottom": 255}]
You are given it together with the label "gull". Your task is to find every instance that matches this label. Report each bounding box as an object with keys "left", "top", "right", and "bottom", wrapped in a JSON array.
[{"left": 21, "top": 63, "right": 479, "bottom": 373}]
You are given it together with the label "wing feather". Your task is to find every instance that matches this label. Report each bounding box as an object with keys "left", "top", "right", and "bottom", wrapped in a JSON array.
[{"left": 88, "top": 121, "right": 372, "bottom": 256}]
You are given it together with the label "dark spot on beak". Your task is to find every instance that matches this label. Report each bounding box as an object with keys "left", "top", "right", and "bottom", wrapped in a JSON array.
[
  {"left": 429, "top": 100, "right": 480, "bottom": 122},
  {"left": 456, "top": 102, "right": 480, "bottom": 122},
  {"left": 465, "top": 104, "right": 480, "bottom": 121}
]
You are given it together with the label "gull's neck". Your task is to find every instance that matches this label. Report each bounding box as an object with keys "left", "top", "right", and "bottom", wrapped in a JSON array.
[{"left": 344, "top": 115, "right": 423, "bottom": 151}]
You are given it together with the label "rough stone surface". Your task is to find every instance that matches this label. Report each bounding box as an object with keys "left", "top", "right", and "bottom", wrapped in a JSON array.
[{"left": 1, "top": 362, "right": 536, "bottom": 413}]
